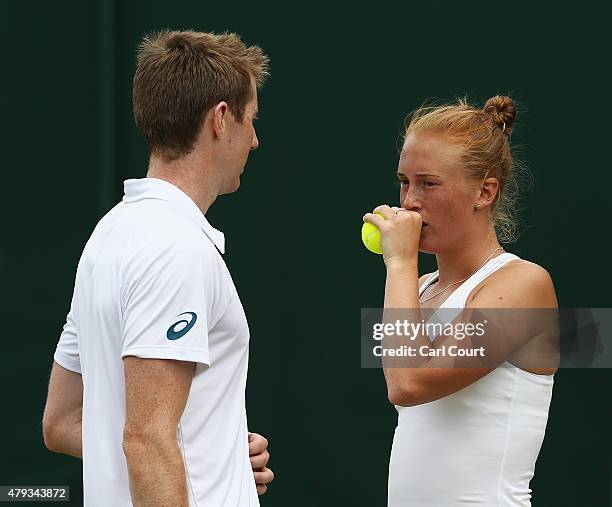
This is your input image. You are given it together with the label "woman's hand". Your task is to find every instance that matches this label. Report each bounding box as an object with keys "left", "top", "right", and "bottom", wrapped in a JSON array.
[{"left": 363, "top": 205, "right": 422, "bottom": 268}]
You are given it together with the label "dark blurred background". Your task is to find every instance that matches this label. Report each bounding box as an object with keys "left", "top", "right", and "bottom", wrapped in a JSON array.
[{"left": 3, "top": 1, "right": 611, "bottom": 505}]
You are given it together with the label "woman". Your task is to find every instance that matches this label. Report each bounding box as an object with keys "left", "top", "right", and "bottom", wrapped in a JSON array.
[{"left": 363, "top": 96, "right": 559, "bottom": 506}]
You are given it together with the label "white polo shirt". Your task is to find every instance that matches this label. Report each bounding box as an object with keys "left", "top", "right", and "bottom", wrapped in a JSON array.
[{"left": 53, "top": 177, "right": 259, "bottom": 507}]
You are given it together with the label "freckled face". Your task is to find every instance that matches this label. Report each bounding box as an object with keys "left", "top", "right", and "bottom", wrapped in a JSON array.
[{"left": 397, "top": 131, "right": 478, "bottom": 253}]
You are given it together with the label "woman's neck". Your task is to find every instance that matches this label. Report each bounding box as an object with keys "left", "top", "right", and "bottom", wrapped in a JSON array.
[{"left": 434, "top": 230, "right": 503, "bottom": 287}]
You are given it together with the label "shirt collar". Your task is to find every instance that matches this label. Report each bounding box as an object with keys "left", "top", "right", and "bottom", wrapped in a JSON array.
[{"left": 122, "top": 177, "right": 225, "bottom": 254}]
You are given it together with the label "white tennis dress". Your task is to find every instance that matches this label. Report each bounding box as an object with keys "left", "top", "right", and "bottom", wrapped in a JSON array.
[{"left": 388, "top": 252, "right": 554, "bottom": 506}]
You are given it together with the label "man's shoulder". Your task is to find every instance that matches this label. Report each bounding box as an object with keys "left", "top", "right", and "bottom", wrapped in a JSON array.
[
  {"left": 113, "top": 201, "right": 218, "bottom": 268},
  {"left": 124, "top": 199, "right": 199, "bottom": 231},
  {"left": 124, "top": 200, "right": 206, "bottom": 242}
]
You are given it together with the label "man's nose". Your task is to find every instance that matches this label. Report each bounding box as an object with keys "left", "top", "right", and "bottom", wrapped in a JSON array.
[{"left": 251, "top": 130, "right": 259, "bottom": 150}]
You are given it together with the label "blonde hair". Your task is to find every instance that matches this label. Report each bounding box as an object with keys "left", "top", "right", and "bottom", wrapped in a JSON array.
[{"left": 405, "top": 95, "right": 529, "bottom": 243}]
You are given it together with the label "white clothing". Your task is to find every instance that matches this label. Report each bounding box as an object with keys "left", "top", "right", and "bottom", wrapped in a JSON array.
[
  {"left": 54, "top": 178, "right": 259, "bottom": 506},
  {"left": 388, "top": 253, "right": 554, "bottom": 506}
]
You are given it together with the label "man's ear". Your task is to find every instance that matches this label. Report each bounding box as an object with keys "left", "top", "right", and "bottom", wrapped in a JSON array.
[
  {"left": 211, "top": 101, "right": 229, "bottom": 138},
  {"left": 475, "top": 177, "right": 500, "bottom": 209}
]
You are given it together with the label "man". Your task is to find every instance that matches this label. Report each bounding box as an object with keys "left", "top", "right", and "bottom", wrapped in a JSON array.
[{"left": 42, "top": 30, "right": 274, "bottom": 506}]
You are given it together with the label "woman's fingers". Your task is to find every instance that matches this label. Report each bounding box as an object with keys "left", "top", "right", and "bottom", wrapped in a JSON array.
[
  {"left": 363, "top": 205, "right": 422, "bottom": 263},
  {"left": 373, "top": 204, "right": 396, "bottom": 220},
  {"left": 363, "top": 212, "right": 386, "bottom": 228}
]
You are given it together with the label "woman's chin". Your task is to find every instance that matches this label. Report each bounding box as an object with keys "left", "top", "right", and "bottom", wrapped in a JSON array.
[{"left": 418, "top": 237, "right": 436, "bottom": 254}]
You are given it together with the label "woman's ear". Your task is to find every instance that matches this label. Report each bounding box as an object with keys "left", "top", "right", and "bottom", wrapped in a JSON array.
[{"left": 475, "top": 177, "right": 500, "bottom": 209}]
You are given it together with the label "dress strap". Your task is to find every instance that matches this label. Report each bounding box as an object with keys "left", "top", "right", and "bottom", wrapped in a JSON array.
[{"left": 419, "top": 272, "right": 439, "bottom": 297}]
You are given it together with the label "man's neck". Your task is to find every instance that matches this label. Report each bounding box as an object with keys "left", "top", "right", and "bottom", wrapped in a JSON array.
[
  {"left": 146, "top": 154, "right": 219, "bottom": 214},
  {"left": 434, "top": 226, "right": 503, "bottom": 287}
]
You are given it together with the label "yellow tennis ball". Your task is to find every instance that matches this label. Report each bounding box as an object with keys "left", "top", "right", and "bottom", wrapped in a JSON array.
[{"left": 361, "top": 213, "right": 385, "bottom": 254}]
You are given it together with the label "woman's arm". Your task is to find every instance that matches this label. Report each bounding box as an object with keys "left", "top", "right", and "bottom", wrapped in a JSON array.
[
  {"left": 363, "top": 205, "right": 559, "bottom": 408},
  {"left": 385, "top": 262, "right": 558, "bottom": 406}
]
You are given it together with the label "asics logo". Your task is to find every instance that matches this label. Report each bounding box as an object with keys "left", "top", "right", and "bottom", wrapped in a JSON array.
[{"left": 166, "top": 312, "right": 197, "bottom": 340}]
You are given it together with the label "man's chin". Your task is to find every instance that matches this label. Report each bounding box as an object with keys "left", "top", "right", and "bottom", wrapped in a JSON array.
[{"left": 219, "top": 178, "right": 241, "bottom": 196}]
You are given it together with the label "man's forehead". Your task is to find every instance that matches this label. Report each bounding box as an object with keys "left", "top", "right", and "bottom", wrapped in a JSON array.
[
  {"left": 248, "top": 88, "right": 258, "bottom": 114},
  {"left": 249, "top": 77, "right": 258, "bottom": 107},
  {"left": 249, "top": 99, "right": 258, "bottom": 117}
]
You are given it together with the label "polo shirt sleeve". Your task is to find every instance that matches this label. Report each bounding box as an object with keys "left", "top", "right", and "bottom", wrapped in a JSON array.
[
  {"left": 54, "top": 297, "right": 82, "bottom": 374},
  {"left": 120, "top": 239, "right": 213, "bottom": 367}
]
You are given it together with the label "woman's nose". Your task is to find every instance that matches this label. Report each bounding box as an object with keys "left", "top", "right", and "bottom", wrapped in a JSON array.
[{"left": 402, "top": 191, "right": 421, "bottom": 211}]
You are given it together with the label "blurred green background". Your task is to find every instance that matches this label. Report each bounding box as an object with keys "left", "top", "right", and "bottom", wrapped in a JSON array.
[{"left": 3, "top": 1, "right": 611, "bottom": 505}]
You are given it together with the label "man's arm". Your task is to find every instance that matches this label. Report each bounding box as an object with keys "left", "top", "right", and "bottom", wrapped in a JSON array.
[
  {"left": 42, "top": 361, "right": 83, "bottom": 458},
  {"left": 122, "top": 356, "right": 195, "bottom": 507}
]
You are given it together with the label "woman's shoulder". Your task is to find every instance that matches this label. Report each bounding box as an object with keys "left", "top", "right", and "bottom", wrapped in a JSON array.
[
  {"left": 499, "top": 257, "right": 553, "bottom": 281},
  {"left": 468, "top": 257, "right": 557, "bottom": 307}
]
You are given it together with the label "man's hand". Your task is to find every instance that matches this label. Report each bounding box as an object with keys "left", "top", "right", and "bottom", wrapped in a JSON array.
[{"left": 248, "top": 432, "right": 274, "bottom": 495}]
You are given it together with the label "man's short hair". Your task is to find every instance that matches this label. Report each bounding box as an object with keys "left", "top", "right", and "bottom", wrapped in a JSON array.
[{"left": 133, "top": 30, "right": 269, "bottom": 162}]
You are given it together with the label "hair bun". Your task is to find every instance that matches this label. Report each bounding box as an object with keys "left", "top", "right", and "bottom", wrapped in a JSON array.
[{"left": 483, "top": 95, "right": 516, "bottom": 136}]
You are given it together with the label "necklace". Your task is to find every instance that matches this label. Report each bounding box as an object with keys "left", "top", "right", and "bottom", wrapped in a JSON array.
[{"left": 419, "top": 247, "right": 504, "bottom": 305}]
